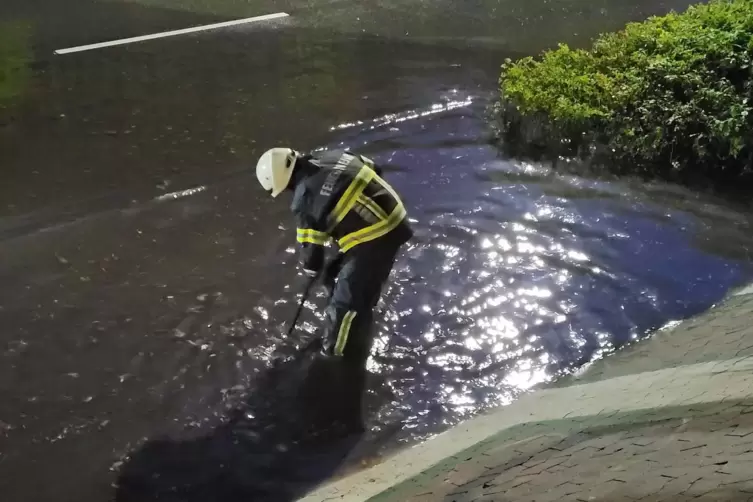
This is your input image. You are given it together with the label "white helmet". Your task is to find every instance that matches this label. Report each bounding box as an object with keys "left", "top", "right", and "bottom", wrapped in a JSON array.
[{"left": 255, "top": 147, "right": 300, "bottom": 197}]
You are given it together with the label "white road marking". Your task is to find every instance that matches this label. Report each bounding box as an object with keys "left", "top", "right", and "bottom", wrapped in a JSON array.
[{"left": 54, "top": 12, "right": 289, "bottom": 55}]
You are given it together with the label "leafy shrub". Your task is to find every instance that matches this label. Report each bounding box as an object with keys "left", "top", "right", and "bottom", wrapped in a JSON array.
[{"left": 498, "top": 0, "right": 753, "bottom": 186}]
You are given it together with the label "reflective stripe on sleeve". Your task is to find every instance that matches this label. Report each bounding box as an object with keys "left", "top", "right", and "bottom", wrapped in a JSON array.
[{"left": 296, "top": 228, "right": 329, "bottom": 245}]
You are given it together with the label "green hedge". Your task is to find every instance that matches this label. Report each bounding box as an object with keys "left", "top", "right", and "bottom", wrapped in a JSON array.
[{"left": 497, "top": 0, "right": 753, "bottom": 185}]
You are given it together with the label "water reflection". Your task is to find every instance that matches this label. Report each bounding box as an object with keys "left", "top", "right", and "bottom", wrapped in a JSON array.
[
  {"left": 329, "top": 96, "right": 474, "bottom": 132},
  {"left": 1, "top": 1, "right": 739, "bottom": 497},
  {"left": 2, "top": 94, "right": 753, "bottom": 500},
  {"left": 308, "top": 96, "right": 753, "bottom": 450}
]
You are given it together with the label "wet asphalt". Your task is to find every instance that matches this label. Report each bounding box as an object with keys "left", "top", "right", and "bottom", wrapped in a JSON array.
[{"left": 3, "top": 1, "right": 751, "bottom": 501}]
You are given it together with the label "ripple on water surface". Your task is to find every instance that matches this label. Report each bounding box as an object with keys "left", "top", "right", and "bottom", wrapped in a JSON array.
[
  {"left": 280, "top": 93, "right": 753, "bottom": 446},
  {"left": 3, "top": 95, "right": 753, "bottom": 501}
]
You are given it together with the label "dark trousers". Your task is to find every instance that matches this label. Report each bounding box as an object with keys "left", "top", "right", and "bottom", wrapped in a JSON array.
[{"left": 316, "top": 237, "right": 405, "bottom": 424}]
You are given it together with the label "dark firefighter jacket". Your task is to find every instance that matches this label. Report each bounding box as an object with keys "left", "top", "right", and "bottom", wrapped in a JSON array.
[{"left": 290, "top": 149, "right": 412, "bottom": 276}]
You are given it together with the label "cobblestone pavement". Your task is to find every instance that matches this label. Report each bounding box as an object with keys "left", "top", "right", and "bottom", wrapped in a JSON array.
[
  {"left": 302, "top": 292, "right": 753, "bottom": 501},
  {"left": 370, "top": 402, "right": 753, "bottom": 501}
]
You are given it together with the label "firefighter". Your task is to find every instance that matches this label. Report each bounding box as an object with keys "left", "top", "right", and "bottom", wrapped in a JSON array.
[{"left": 255, "top": 147, "right": 413, "bottom": 430}]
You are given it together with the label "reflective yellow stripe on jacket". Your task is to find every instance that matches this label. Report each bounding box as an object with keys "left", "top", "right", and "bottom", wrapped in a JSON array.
[
  {"left": 296, "top": 228, "right": 329, "bottom": 245},
  {"left": 337, "top": 172, "right": 406, "bottom": 252},
  {"left": 357, "top": 193, "right": 389, "bottom": 221},
  {"left": 326, "top": 167, "right": 375, "bottom": 233}
]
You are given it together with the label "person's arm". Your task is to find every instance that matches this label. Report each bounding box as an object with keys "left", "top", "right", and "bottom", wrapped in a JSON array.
[{"left": 294, "top": 209, "right": 328, "bottom": 277}]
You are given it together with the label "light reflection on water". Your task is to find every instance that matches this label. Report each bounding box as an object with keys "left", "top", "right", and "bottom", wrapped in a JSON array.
[
  {"left": 275, "top": 93, "right": 753, "bottom": 448},
  {"left": 12, "top": 93, "right": 747, "bottom": 484}
]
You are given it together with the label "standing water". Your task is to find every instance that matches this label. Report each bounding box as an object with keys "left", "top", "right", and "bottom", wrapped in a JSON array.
[{"left": 1, "top": 1, "right": 753, "bottom": 501}]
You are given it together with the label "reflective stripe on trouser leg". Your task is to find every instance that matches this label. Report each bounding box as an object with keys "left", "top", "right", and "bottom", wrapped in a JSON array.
[{"left": 334, "top": 310, "right": 357, "bottom": 356}]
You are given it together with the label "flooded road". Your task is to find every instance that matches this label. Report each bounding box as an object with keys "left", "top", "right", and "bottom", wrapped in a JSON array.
[{"left": 3, "top": 1, "right": 753, "bottom": 501}]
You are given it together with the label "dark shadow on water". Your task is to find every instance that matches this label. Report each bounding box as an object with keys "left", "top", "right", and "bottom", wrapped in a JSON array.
[{"left": 114, "top": 349, "right": 366, "bottom": 502}]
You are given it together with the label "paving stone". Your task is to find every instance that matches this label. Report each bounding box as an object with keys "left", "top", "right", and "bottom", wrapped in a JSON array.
[
  {"left": 399, "top": 491, "right": 437, "bottom": 502},
  {"left": 576, "top": 479, "right": 634, "bottom": 500},
  {"left": 718, "top": 481, "right": 753, "bottom": 496},
  {"left": 510, "top": 434, "right": 563, "bottom": 455},
  {"left": 729, "top": 446, "right": 753, "bottom": 458},
  {"left": 443, "top": 458, "right": 491, "bottom": 487},
  {"left": 691, "top": 434, "right": 753, "bottom": 458},
  {"left": 684, "top": 475, "right": 731, "bottom": 496},
  {"left": 625, "top": 474, "right": 671, "bottom": 497},
  {"left": 478, "top": 465, "right": 526, "bottom": 488},
  {"left": 646, "top": 495, "right": 698, "bottom": 502},
  {"left": 475, "top": 492, "right": 512, "bottom": 502},
  {"left": 712, "top": 459, "right": 753, "bottom": 479},
  {"left": 482, "top": 452, "right": 532, "bottom": 471},
  {"left": 665, "top": 439, "right": 708, "bottom": 455},
  {"left": 654, "top": 473, "right": 705, "bottom": 497},
  {"left": 506, "top": 473, "right": 539, "bottom": 489},
  {"left": 540, "top": 481, "right": 585, "bottom": 499},
  {"left": 692, "top": 489, "right": 751, "bottom": 501},
  {"left": 549, "top": 433, "right": 590, "bottom": 452},
  {"left": 591, "top": 443, "right": 629, "bottom": 458},
  {"left": 482, "top": 481, "right": 537, "bottom": 500},
  {"left": 629, "top": 436, "right": 659, "bottom": 447},
  {"left": 518, "top": 455, "right": 570, "bottom": 476},
  {"left": 545, "top": 462, "right": 573, "bottom": 474},
  {"left": 571, "top": 435, "right": 620, "bottom": 451}
]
